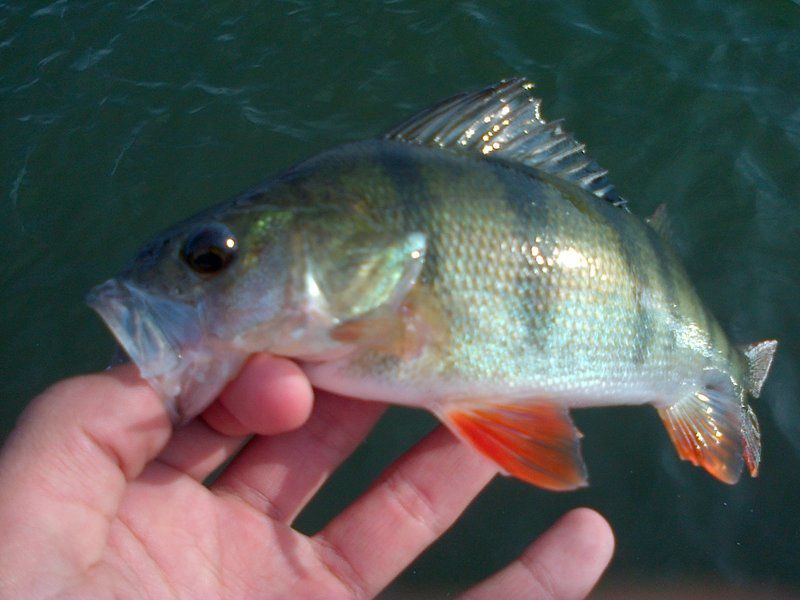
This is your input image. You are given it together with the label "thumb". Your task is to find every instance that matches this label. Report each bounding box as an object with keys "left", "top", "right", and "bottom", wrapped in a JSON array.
[{"left": 0, "top": 365, "right": 171, "bottom": 589}]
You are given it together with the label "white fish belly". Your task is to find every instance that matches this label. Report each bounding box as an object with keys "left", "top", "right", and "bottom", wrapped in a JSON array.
[{"left": 301, "top": 357, "right": 690, "bottom": 412}]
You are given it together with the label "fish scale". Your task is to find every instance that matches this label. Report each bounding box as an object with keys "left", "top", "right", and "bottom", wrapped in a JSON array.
[{"left": 88, "top": 79, "right": 776, "bottom": 490}]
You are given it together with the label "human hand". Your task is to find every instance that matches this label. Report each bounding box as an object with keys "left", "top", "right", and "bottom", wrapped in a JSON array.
[{"left": 0, "top": 355, "right": 614, "bottom": 598}]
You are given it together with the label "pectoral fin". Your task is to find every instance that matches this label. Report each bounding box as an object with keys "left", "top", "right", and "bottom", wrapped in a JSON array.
[
  {"left": 439, "top": 401, "right": 587, "bottom": 491},
  {"left": 658, "top": 390, "right": 753, "bottom": 484},
  {"left": 331, "top": 312, "right": 415, "bottom": 358},
  {"left": 331, "top": 286, "right": 448, "bottom": 360}
]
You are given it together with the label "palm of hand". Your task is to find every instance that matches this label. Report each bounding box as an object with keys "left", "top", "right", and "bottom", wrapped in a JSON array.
[{"left": 0, "top": 357, "right": 613, "bottom": 599}]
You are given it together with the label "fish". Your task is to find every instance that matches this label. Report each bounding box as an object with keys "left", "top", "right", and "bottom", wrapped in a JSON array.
[{"left": 87, "top": 78, "right": 777, "bottom": 490}]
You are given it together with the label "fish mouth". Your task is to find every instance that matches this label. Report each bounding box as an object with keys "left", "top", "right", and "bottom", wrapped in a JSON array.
[{"left": 87, "top": 279, "right": 245, "bottom": 423}]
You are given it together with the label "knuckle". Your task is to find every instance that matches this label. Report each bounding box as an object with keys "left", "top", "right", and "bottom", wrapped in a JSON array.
[
  {"left": 518, "top": 551, "right": 559, "bottom": 600},
  {"left": 381, "top": 466, "right": 441, "bottom": 538},
  {"left": 313, "top": 535, "right": 370, "bottom": 600}
]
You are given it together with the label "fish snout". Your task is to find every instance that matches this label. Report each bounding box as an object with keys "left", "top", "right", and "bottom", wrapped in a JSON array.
[{"left": 87, "top": 278, "right": 245, "bottom": 422}]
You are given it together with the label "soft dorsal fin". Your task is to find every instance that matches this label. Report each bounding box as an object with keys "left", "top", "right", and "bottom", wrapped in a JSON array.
[
  {"left": 385, "top": 78, "right": 626, "bottom": 209},
  {"left": 646, "top": 204, "right": 672, "bottom": 239}
]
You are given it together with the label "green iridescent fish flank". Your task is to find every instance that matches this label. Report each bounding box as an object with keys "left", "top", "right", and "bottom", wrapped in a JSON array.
[{"left": 261, "top": 139, "right": 728, "bottom": 387}]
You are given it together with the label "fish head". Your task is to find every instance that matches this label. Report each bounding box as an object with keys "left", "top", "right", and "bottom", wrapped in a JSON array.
[
  {"left": 88, "top": 197, "right": 426, "bottom": 422},
  {"left": 87, "top": 206, "right": 295, "bottom": 422}
]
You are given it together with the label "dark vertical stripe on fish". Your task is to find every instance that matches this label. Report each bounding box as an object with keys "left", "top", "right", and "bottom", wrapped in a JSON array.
[
  {"left": 376, "top": 144, "right": 440, "bottom": 285},
  {"left": 498, "top": 167, "right": 552, "bottom": 351},
  {"left": 643, "top": 222, "right": 680, "bottom": 352},
  {"left": 613, "top": 210, "right": 654, "bottom": 364}
]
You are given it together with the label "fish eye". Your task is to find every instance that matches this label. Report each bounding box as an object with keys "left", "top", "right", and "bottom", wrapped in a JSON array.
[{"left": 181, "top": 223, "right": 238, "bottom": 274}]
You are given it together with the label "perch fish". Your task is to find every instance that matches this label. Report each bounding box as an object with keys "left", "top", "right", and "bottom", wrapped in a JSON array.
[{"left": 88, "top": 79, "right": 777, "bottom": 490}]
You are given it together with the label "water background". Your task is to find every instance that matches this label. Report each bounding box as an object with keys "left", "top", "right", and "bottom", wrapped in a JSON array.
[{"left": 2, "top": 1, "right": 799, "bottom": 596}]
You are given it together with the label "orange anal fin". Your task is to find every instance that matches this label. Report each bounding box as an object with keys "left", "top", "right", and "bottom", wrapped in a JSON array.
[
  {"left": 442, "top": 402, "right": 587, "bottom": 491},
  {"left": 657, "top": 391, "right": 756, "bottom": 484}
]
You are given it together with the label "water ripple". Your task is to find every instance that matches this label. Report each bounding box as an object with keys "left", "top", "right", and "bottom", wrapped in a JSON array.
[
  {"left": 70, "top": 46, "right": 113, "bottom": 71},
  {"left": 31, "top": 0, "right": 67, "bottom": 19},
  {"left": 183, "top": 81, "right": 246, "bottom": 97}
]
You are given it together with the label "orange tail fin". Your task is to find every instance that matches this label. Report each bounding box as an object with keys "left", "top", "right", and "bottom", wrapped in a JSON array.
[{"left": 440, "top": 401, "right": 587, "bottom": 491}]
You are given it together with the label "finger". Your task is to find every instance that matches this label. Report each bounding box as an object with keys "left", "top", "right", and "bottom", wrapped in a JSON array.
[
  {"left": 154, "top": 419, "right": 246, "bottom": 481},
  {"left": 461, "top": 508, "right": 615, "bottom": 600},
  {"left": 311, "top": 425, "right": 497, "bottom": 598},
  {"left": 212, "top": 391, "right": 385, "bottom": 522},
  {"left": 156, "top": 354, "right": 313, "bottom": 481},
  {"left": 0, "top": 364, "right": 170, "bottom": 487},
  {"left": 203, "top": 353, "right": 313, "bottom": 437},
  {"left": 0, "top": 365, "right": 171, "bottom": 579}
]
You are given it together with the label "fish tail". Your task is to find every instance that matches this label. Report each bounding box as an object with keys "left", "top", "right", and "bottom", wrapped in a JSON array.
[
  {"left": 737, "top": 339, "right": 777, "bottom": 476},
  {"left": 741, "top": 401, "right": 761, "bottom": 477}
]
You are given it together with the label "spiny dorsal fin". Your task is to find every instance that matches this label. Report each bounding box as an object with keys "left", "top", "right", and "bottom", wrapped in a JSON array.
[
  {"left": 740, "top": 340, "right": 778, "bottom": 398},
  {"left": 385, "top": 78, "right": 626, "bottom": 209}
]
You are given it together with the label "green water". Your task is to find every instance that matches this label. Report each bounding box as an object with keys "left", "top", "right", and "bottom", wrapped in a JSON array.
[{"left": 2, "top": 0, "right": 799, "bottom": 595}]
